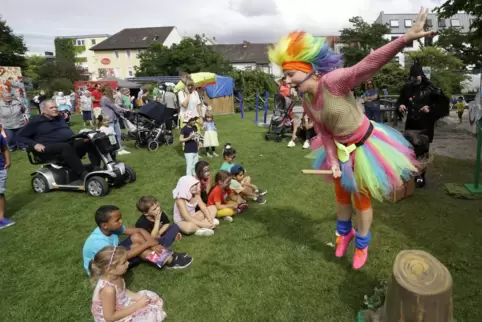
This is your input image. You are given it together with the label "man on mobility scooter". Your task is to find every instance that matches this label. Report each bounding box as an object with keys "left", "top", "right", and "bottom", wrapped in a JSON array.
[{"left": 17, "top": 100, "right": 136, "bottom": 196}]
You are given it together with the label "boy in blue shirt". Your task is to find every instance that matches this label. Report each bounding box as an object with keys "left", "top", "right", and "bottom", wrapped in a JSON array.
[
  {"left": 0, "top": 134, "right": 13, "bottom": 229},
  {"left": 82, "top": 205, "right": 192, "bottom": 275}
]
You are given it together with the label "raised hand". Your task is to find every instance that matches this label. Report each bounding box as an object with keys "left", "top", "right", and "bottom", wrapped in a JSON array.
[{"left": 404, "top": 7, "right": 435, "bottom": 42}]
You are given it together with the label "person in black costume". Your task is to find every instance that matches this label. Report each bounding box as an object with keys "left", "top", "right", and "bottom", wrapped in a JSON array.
[{"left": 396, "top": 58, "right": 450, "bottom": 188}]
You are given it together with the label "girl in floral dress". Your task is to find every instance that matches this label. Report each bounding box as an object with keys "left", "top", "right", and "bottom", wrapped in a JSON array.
[{"left": 90, "top": 246, "right": 167, "bottom": 322}]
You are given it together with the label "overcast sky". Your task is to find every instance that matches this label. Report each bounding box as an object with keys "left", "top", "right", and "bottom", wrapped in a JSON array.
[{"left": 2, "top": 0, "right": 444, "bottom": 55}]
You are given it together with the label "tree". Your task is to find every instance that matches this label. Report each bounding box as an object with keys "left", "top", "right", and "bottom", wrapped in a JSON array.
[
  {"left": 339, "top": 17, "right": 390, "bottom": 67},
  {"left": 23, "top": 55, "right": 46, "bottom": 88},
  {"left": 435, "top": 27, "right": 482, "bottom": 69},
  {"left": 0, "top": 16, "right": 27, "bottom": 68},
  {"left": 136, "top": 35, "right": 233, "bottom": 76},
  {"left": 435, "top": 0, "right": 482, "bottom": 39},
  {"left": 407, "top": 47, "right": 469, "bottom": 97},
  {"left": 228, "top": 69, "right": 278, "bottom": 107},
  {"left": 372, "top": 62, "right": 407, "bottom": 95}
]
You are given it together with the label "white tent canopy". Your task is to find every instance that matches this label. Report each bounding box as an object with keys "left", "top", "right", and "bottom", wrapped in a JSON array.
[{"left": 98, "top": 76, "right": 141, "bottom": 89}]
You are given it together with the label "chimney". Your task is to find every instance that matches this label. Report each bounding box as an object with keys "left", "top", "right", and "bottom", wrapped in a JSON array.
[{"left": 242, "top": 40, "right": 249, "bottom": 48}]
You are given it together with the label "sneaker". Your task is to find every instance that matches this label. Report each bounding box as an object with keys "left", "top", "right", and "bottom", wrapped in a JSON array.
[
  {"left": 223, "top": 216, "right": 234, "bottom": 222},
  {"left": 212, "top": 152, "right": 219, "bottom": 157},
  {"left": 175, "top": 252, "right": 189, "bottom": 257},
  {"left": 213, "top": 218, "right": 220, "bottom": 226},
  {"left": 117, "top": 149, "right": 131, "bottom": 155},
  {"left": 207, "top": 153, "right": 213, "bottom": 158},
  {"left": 175, "top": 233, "right": 182, "bottom": 241},
  {"left": 287, "top": 140, "right": 296, "bottom": 148},
  {"left": 353, "top": 247, "right": 368, "bottom": 270},
  {"left": 237, "top": 203, "right": 249, "bottom": 213},
  {"left": 255, "top": 195, "right": 267, "bottom": 205},
  {"left": 335, "top": 228, "right": 355, "bottom": 258},
  {"left": 303, "top": 141, "right": 310, "bottom": 149},
  {"left": 194, "top": 228, "right": 215, "bottom": 236},
  {"left": 256, "top": 188, "right": 267, "bottom": 196},
  {"left": 165, "top": 254, "right": 193, "bottom": 270},
  {"left": 0, "top": 218, "right": 15, "bottom": 230}
]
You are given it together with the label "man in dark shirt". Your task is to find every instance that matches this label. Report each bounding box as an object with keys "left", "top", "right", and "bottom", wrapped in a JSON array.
[{"left": 17, "top": 99, "right": 101, "bottom": 179}]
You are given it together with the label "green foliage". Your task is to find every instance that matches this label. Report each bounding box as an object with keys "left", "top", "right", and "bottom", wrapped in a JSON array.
[
  {"left": 23, "top": 55, "right": 46, "bottom": 88},
  {"left": 363, "top": 280, "right": 388, "bottom": 309},
  {"left": 54, "top": 38, "right": 76, "bottom": 63},
  {"left": 407, "top": 47, "right": 469, "bottom": 97},
  {"left": 340, "top": 16, "right": 390, "bottom": 67},
  {"left": 227, "top": 69, "right": 278, "bottom": 106},
  {"left": 0, "top": 16, "right": 27, "bottom": 68},
  {"left": 372, "top": 62, "right": 407, "bottom": 95},
  {"left": 436, "top": 27, "right": 482, "bottom": 69},
  {"left": 75, "top": 57, "right": 87, "bottom": 63},
  {"left": 136, "top": 35, "right": 233, "bottom": 76},
  {"left": 435, "top": 0, "right": 482, "bottom": 39}
]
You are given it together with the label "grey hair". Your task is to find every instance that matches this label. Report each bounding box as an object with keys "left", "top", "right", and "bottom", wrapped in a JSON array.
[{"left": 40, "top": 99, "right": 56, "bottom": 112}]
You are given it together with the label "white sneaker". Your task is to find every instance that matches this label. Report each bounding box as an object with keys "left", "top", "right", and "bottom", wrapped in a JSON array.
[
  {"left": 287, "top": 140, "right": 296, "bottom": 148},
  {"left": 117, "top": 149, "right": 131, "bottom": 155},
  {"left": 213, "top": 219, "right": 220, "bottom": 226},
  {"left": 207, "top": 153, "right": 213, "bottom": 158},
  {"left": 303, "top": 141, "right": 310, "bottom": 149},
  {"left": 223, "top": 216, "right": 233, "bottom": 222},
  {"left": 194, "top": 228, "right": 215, "bottom": 236},
  {"left": 212, "top": 152, "right": 219, "bottom": 157}
]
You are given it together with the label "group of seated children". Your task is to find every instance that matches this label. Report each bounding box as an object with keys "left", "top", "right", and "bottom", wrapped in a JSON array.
[
  {"left": 82, "top": 143, "right": 266, "bottom": 321},
  {"left": 180, "top": 110, "right": 220, "bottom": 176}
]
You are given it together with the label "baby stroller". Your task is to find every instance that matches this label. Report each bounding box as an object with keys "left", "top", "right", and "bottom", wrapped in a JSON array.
[
  {"left": 265, "top": 93, "right": 296, "bottom": 142},
  {"left": 120, "top": 110, "right": 138, "bottom": 141},
  {"left": 58, "top": 105, "right": 71, "bottom": 126},
  {"left": 135, "top": 101, "right": 175, "bottom": 151}
]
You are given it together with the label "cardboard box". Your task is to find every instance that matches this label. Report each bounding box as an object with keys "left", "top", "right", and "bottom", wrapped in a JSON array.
[{"left": 387, "top": 177, "right": 415, "bottom": 202}]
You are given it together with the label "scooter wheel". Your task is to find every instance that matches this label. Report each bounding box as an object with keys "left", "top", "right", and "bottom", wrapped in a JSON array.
[
  {"left": 86, "top": 176, "right": 110, "bottom": 197},
  {"left": 123, "top": 165, "right": 137, "bottom": 184},
  {"left": 148, "top": 141, "right": 159, "bottom": 152},
  {"left": 31, "top": 174, "right": 49, "bottom": 193}
]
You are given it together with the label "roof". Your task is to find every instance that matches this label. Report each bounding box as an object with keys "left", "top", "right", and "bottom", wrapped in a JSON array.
[
  {"left": 211, "top": 42, "right": 272, "bottom": 64},
  {"left": 374, "top": 11, "right": 475, "bottom": 34},
  {"left": 56, "top": 34, "right": 110, "bottom": 39},
  {"left": 126, "top": 76, "right": 181, "bottom": 84},
  {"left": 91, "top": 27, "right": 175, "bottom": 51}
]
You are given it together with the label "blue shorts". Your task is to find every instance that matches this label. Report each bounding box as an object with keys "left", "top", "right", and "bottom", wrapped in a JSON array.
[
  {"left": 119, "top": 237, "right": 141, "bottom": 267},
  {"left": 0, "top": 169, "right": 7, "bottom": 194},
  {"left": 82, "top": 111, "right": 92, "bottom": 121}
]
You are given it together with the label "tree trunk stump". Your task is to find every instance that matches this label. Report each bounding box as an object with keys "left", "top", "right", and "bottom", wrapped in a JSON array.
[{"left": 366, "top": 250, "right": 454, "bottom": 322}]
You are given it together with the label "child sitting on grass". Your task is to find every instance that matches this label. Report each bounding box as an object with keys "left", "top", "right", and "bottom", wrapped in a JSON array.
[
  {"left": 90, "top": 246, "right": 167, "bottom": 322},
  {"left": 173, "top": 175, "right": 219, "bottom": 236},
  {"left": 207, "top": 170, "right": 247, "bottom": 222},
  {"left": 135, "top": 196, "right": 182, "bottom": 248},
  {"left": 230, "top": 164, "right": 266, "bottom": 204},
  {"left": 220, "top": 144, "right": 267, "bottom": 199},
  {"left": 82, "top": 205, "right": 192, "bottom": 275}
]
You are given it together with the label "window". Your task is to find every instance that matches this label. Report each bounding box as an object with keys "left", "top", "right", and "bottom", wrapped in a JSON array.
[
  {"left": 115, "top": 68, "right": 121, "bottom": 77},
  {"left": 126, "top": 50, "right": 131, "bottom": 59},
  {"left": 128, "top": 67, "right": 134, "bottom": 77},
  {"left": 153, "top": 36, "right": 159, "bottom": 41},
  {"left": 405, "top": 40, "right": 414, "bottom": 48},
  {"left": 451, "top": 19, "right": 460, "bottom": 27},
  {"left": 142, "top": 36, "right": 148, "bottom": 41},
  {"left": 390, "top": 36, "right": 398, "bottom": 42},
  {"left": 390, "top": 20, "right": 399, "bottom": 28},
  {"left": 438, "top": 19, "right": 446, "bottom": 27},
  {"left": 394, "top": 56, "right": 400, "bottom": 62},
  {"left": 404, "top": 19, "right": 412, "bottom": 27},
  {"left": 114, "top": 50, "right": 119, "bottom": 59},
  {"left": 76, "top": 39, "right": 85, "bottom": 46},
  {"left": 426, "top": 19, "right": 433, "bottom": 27},
  {"left": 91, "top": 39, "right": 96, "bottom": 45},
  {"left": 425, "top": 36, "right": 433, "bottom": 47}
]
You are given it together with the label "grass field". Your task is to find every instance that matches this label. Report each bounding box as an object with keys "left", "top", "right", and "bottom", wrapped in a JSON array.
[{"left": 0, "top": 114, "right": 481, "bottom": 322}]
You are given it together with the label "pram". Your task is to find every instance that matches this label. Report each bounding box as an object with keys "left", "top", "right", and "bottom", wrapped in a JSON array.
[
  {"left": 134, "top": 101, "right": 175, "bottom": 151},
  {"left": 265, "top": 93, "right": 296, "bottom": 142},
  {"left": 58, "top": 105, "right": 71, "bottom": 126}
]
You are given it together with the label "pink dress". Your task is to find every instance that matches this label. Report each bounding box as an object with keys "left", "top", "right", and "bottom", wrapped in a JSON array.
[{"left": 91, "top": 279, "right": 166, "bottom": 322}]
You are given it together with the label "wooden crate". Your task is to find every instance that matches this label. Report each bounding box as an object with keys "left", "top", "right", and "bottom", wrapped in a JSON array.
[{"left": 387, "top": 177, "right": 415, "bottom": 202}]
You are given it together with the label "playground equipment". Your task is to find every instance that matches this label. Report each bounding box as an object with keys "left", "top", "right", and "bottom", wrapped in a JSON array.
[{"left": 237, "top": 91, "right": 270, "bottom": 124}]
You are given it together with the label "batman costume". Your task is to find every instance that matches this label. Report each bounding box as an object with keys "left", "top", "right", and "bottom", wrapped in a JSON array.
[{"left": 396, "top": 59, "right": 450, "bottom": 188}]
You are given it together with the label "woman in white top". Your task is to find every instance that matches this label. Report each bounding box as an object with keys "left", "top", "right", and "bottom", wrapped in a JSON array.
[{"left": 177, "top": 80, "right": 203, "bottom": 129}]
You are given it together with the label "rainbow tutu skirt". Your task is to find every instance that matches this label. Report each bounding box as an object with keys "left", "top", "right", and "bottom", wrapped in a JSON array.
[{"left": 306, "top": 122, "right": 419, "bottom": 201}]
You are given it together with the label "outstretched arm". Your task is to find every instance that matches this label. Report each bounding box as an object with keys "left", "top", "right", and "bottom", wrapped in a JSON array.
[{"left": 325, "top": 37, "right": 407, "bottom": 96}]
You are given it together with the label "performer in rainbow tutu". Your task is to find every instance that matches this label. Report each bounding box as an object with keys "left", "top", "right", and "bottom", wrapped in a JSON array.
[{"left": 268, "top": 8, "right": 434, "bottom": 269}]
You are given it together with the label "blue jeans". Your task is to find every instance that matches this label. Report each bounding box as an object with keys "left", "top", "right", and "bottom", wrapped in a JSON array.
[
  {"left": 5, "top": 128, "right": 26, "bottom": 150},
  {"left": 158, "top": 224, "right": 180, "bottom": 248},
  {"left": 365, "top": 102, "right": 381, "bottom": 123},
  {"left": 109, "top": 120, "right": 123, "bottom": 149}
]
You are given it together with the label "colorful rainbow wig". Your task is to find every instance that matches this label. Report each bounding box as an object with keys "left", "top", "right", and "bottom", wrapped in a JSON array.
[{"left": 268, "top": 31, "right": 344, "bottom": 74}]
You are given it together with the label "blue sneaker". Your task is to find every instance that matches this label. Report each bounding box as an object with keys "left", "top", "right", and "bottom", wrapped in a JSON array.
[{"left": 0, "top": 218, "right": 15, "bottom": 230}]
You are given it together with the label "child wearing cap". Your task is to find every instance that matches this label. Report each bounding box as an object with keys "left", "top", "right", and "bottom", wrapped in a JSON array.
[
  {"left": 230, "top": 164, "right": 266, "bottom": 205},
  {"left": 180, "top": 111, "right": 200, "bottom": 176}
]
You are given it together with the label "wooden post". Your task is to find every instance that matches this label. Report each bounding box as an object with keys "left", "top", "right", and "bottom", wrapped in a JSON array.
[
  {"left": 263, "top": 91, "right": 269, "bottom": 124},
  {"left": 254, "top": 90, "right": 259, "bottom": 123},
  {"left": 364, "top": 250, "right": 454, "bottom": 322},
  {"left": 238, "top": 91, "right": 244, "bottom": 119}
]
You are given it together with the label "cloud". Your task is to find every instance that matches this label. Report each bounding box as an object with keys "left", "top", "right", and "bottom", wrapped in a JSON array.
[{"left": 0, "top": 0, "right": 445, "bottom": 54}]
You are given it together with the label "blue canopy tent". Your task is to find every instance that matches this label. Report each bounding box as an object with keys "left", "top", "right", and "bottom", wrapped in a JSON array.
[{"left": 203, "top": 75, "right": 235, "bottom": 115}]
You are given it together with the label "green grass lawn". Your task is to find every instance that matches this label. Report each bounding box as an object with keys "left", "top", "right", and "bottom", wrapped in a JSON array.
[{"left": 1, "top": 114, "right": 481, "bottom": 322}]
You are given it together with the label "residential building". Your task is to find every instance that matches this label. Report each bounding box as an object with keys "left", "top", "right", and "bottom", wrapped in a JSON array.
[
  {"left": 374, "top": 11, "right": 475, "bottom": 67},
  {"left": 90, "top": 27, "right": 183, "bottom": 80},
  {"left": 56, "top": 34, "right": 110, "bottom": 78}
]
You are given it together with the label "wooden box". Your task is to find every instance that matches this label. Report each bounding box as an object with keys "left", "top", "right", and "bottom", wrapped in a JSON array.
[{"left": 387, "top": 177, "right": 415, "bottom": 202}]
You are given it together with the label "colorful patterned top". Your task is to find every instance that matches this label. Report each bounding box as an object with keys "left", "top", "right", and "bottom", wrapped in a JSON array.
[{"left": 302, "top": 36, "right": 407, "bottom": 167}]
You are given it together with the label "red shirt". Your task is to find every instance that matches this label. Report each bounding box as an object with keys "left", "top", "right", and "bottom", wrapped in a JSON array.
[
  {"left": 91, "top": 89, "right": 102, "bottom": 108},
  {"left": 207, "top": 185, "right": 232, "bottom": 206}
]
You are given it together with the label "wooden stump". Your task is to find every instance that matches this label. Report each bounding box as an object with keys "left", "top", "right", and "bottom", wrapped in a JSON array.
[{"left": 366, "top": 250, "right": 454, "bottom": 322}]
